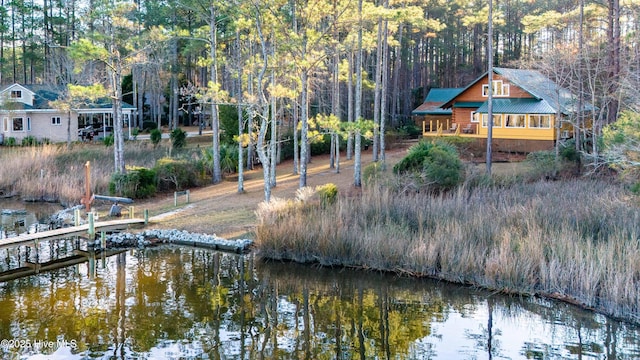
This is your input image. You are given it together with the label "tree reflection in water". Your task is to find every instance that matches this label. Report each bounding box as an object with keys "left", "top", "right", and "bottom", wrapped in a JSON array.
[{"left": 0, "top": 246, "right": 638, "bottom": 359}]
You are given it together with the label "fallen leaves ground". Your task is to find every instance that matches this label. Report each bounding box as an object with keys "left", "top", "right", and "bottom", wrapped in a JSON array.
[{"left": 130, "top": 143, "right": 414, "bottom": 239}]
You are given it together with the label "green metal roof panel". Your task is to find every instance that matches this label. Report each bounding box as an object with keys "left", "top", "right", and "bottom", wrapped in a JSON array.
[
  {"left": 475, "top": 98, "right": 556, "bottom": 114},
  {"left": 412, "top": 108, "right": 452, "bottom": 115},
  {"left": 453, "top": 102, "right": 484, "bottom": 108},
  {"left": 412, "top": 88, "right": 462, "bottom": 115},
  {"left": 423, "top": 88, "right": 463, "bottom": 103}
]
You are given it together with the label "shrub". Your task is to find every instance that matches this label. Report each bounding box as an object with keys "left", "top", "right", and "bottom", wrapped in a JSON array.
[
  {"left": 142, "top": 121, "right": 158, "bottom": 131},
  {"left": 21, "top": 136, "right": 39, "bottom": 146},
  {"left": 170, "top": 128, "right": 187, "bottom": 149},
  {"left": 316, "top": 183, "right": 338, "bottom": 205},
  {"left": 525, "top": 150, "right": 557, "bottom": 180},
  {"left": 103, "top": 134, "right": 114, "bottom": 147},
  {"left": 220, "top": 144, "right": 239, "bottom": 174},
  {"left": 422, "top": 145, "right": 463, "bottom": 189},
  {"left": 310, "top": 134, "right": 332, "bottom": 155},
  {"left": 559, "top": 140, "right": 579, "bottom": 162},
  {"left": 4, "top": 137, "right": 16, "bottom": 146},
  {"left": 108, "top": 167, "right": 157, "bottom": 199},
  {"left": 393, "top": 141, "right": 436, "bottom": 174},
  {"left": 154, "top": 157, "right": 203, "bottom": 191},
  {"left": 393, "top": 140, "right": 463, "bottom": 191},
  {"left": 398, "top": 124, "right": 422, "bottom": 138},
  {"left": 131, "top": 128, "right": 140, "bottom": 140},
  {"left": 150, "top": 129, "right": 162, "bottom": 148}
]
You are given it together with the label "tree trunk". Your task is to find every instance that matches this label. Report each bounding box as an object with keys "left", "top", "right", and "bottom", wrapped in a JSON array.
[
  {"left": 299, "top": 69, "right": 309, "bottom": 188},
  {"left": 236, "top": 29, "right": 244, "bottom": 194},
  {"left": 270, "top": 69, "right": 277, "bottom": 188},
  {"left": 210, "top": 4, "right": 222, "bottom": 184},
  {"left": 254, "top": 9, "right": 272, "bottom": 202},
  {"left": 347, "top": 48, "right": 354, "bottom": 160},
  {"left": 354, "top": 0, "right": 363, "bottom": 187},
  {"left": 372, "top": 15, "right": 382, "bottom": 163},
  {"left": 486, "top": 0, "right": 494, "bottom": 177},
  {"left": 379, "top": 4, "right": 389, "bottom": 165}
]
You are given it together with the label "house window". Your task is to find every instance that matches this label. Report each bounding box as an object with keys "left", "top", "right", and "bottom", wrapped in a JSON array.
[
  {"left": 471, "top": 112, "right": 480, "bottom": 123},
  {"left": 12, "top": 117, "right": 24, "bottom": 131},
  {"left": 51, "top": 116, "right": 62, "bottom": 126},
  {"left": 505, "top": 114, "right": 526, "bottom": 128},
  {"left": 2, "top": 117, "right": 7, "bottom": 132},
  {"left": 482, "top": 80, "right": 510, "bottom": 97},
  {"left": 481, "top": 114, "right": 502, "bottom": 127},
  {"left": 529, "top": 115, "right": 551, "bottom": 129},
  {"left": 10, "top": 90, "right": 22, "bottom": 99}
]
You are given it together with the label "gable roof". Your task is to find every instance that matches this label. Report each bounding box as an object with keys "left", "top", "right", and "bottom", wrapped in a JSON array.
[
  {"left": 0, "top": 84, "right": 135, "bottom": 111},
  {"left": 441, "top": 68, "right": 589, "bottom": 115},
  {"left": 476, "top": 98, "right": 556, "bottom": 114},
  {"left": 412, "top": 88, "right": 462, "bottom": 115}
]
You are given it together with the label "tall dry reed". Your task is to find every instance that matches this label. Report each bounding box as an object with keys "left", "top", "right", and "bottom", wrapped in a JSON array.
[
  {"left": 0, "top": 142, "right": 167, "bottom": 205},
  {"left": 255, "top": 179, "right": 640, "bottom": 323}
]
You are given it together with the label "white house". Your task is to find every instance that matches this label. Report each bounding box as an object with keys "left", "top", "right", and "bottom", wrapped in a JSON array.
[{"left": 0, "top": 83, "right": 136, "bottom": 144}]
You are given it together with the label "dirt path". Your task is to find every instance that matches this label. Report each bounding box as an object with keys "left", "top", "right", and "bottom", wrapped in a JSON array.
[{"left": 132, "top": 143, "right": 413, "bottom": 239}]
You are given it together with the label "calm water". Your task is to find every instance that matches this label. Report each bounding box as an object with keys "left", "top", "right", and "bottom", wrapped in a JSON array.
[
  {"left": 0, "top": 246, "right": 638, "bottom": 360},
  {"left": 0, "top": 199, "right": 60, "bottom": 238}
]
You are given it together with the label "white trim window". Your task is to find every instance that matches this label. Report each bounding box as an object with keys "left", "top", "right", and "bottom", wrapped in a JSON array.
[
  {"left": 529, "top": 114, "right": 551, "bottom": 129},
  {"left": 482, "top": 80, "right": 510, "bottom": 97},
  {"left": 12, "top": 117, "right": 24, "bottom": 132},
  {"left": 505, "top": 114, "right": 526, "bottom": 128},
  {"left": 2, "top": 117, "right": 8, "bottom": 132},
  {"left": 26, "top": 117, "right": 31, "bottom": 131},
  {"left": 51, "top": 116, "right": 62, "bottom": 126},
  {"left": 10, "top": 90, "right": 22, "bottom": 99},
  {"left": 481, "top": 113, "right": 502, "bottom": 127},
  {"left": 471, "top": 112, "right": 480, "bottom": 123}
]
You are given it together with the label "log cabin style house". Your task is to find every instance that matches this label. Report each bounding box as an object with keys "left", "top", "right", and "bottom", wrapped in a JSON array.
[{"left": 416, "top": 68, "right": 588, "bottom": 152}]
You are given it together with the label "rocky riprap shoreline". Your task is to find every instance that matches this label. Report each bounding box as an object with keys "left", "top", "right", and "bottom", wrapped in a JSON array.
[{"left": 90, "top": 229, "right": 253, "bottom": 253}]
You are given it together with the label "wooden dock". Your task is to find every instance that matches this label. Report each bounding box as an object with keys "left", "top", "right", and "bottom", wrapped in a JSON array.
[
  {"left": 0, "top": 249, "right": 126, "bottom": 282},
  {"left": 0, "top": 218, "right": 146, "bottom": 249}
]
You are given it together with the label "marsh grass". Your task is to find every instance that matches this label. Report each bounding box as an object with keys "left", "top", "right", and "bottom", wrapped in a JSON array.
[
  {"left": 255, "top": 179, "right": 640, "bottom": 322},
  {"left": 0, "top": 142, "right": 169, "bottom": 204}
]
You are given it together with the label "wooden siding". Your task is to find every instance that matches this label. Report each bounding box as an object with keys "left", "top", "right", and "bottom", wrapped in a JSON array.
[
  {"left": 454, "top": 74, "right": 534, "bottom": 103},
  {"left": 1, "top": 111, "right": 79, "bottom": 143}
]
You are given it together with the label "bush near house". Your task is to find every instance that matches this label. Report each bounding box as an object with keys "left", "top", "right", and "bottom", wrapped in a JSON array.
[
  {"left": 150, "top": 129, "right": 162, "bottom": 147},
  {"left": 170, "top": 128, "right": 187, "bottom": 149},
  {"left": 109, "top": 166, "right": 157, "bottom": 199},
  {"left": 154, "top": 157, "right": 205, "bottom": 191},
  {"left": 393, "top": 140, "right": 464, "bottom": 191}
]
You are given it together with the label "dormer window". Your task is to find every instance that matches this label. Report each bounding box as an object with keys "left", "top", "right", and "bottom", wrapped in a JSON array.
[
  {"left": 482, "top": 80, "right": 509, "bottom": 97},
  {"left": 10, "top": 90, "right": 22, "bottom": 99}
]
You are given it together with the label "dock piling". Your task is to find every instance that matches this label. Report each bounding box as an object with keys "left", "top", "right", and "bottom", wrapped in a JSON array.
[{"left": 88, "top": 213, "right": 95, "bottom": 239}]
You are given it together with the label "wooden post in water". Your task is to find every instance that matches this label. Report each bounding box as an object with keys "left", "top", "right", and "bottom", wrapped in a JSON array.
[
  {"left": 88, "top": 212, "right": 95, "bottom": 239},
  {"left": 80, "top": 161, "right": 93, "bottom": 211},
  {"left": 74, "top": 209, "right": 80, "bottom": 226},
  {"left": 101, "top": 231, "right": 106, "bottom": 250}
]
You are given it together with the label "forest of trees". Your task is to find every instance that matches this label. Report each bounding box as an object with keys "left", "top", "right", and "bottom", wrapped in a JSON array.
[{"left": 1, "top": 0, "right": 638, "bottom": 196}]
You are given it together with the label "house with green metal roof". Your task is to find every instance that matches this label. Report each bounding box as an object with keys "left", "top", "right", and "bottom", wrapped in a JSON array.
[
  {"left": 0, "top": 83, "right": 135, "bottom": 144},
  {"left": 411, "top": 88, "right": 462, "bottom": 131},
  {"left": 422, "top": 68, "right": 589, "bottom": 151}
]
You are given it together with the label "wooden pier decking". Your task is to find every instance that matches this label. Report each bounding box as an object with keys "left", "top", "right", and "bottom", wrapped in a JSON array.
[
  {"left": 0, "top": 218, "right": 147, "bottom": 249},
  {"left": 0, "top": 249, "right": 126, "bottom": 282}
]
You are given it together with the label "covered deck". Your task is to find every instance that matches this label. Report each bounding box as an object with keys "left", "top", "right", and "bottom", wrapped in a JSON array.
[{"left": 422, "top": 120, "right": 482, "bottom": 138}]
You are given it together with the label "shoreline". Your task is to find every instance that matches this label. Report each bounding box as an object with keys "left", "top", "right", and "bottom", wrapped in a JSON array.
[{"left": 254, "top": 178, "right": 640, "bottom": 326}]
